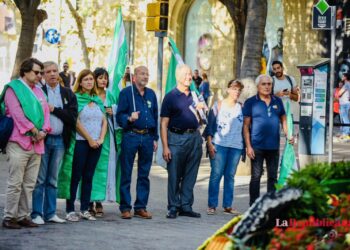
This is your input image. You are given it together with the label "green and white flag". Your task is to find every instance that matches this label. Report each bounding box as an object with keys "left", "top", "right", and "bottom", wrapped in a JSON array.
[
  {"left": 278, "top": 100, "right": 298, "bottom": 186},
  {"left": 166, "top": 37, "right": 199, "bottom": 95},
  {"left": 107, "top": 7, "right": 128, "bottom": 106}
]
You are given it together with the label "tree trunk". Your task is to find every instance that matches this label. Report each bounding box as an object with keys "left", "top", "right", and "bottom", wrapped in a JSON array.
[
  {"left": 11, "top": 1, "right": 47, "bottom": 79},
  {"left": 240, "top": 0, "right": 267, "bottom": 79},
  {"left": 65, "top": 0, "right": 90, "bottom": 69},
  {"left": 219, "top": 0, "right": 247, "bottom": 78}
]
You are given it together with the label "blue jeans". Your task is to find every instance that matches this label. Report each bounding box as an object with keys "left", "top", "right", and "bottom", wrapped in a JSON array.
[
  {"left": 339, "top": 103, "right": 350, "bottom": 135},
  {"left": 208, "top": 145, "right": 241, "bottom": 208},
  {"left": 249, "top": 149, "right": 279, "bottom": 206},
  {"left": 66, "top": 140, "right": 102, "bottom": 213},
  {"left": 119, "top": 131, "right": 154, "bottom": 212},
  {"left": 32, "top": 135, "right": 65, "bottom": 220}
]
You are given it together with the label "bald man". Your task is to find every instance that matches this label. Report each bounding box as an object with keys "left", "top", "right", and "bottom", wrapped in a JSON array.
[
  {"left": 116, "top": 66, "right": 158, "bottom": 219},
  {"left": 161, "top": 64, "right": 205, "bottom": 219}
]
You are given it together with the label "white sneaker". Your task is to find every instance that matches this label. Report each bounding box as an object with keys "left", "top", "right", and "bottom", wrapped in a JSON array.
[
  {"left": 47, "top": 215, "right": 66, "bottom": 223},
  {"left": 32, "top": 216, "right": 45, "bottom": 225},
  {"left": 80, "top": 211, "right": 96, "bottom": 221},
  {"left": 66, "top": 212, "right": 80, "bottom": 222}
]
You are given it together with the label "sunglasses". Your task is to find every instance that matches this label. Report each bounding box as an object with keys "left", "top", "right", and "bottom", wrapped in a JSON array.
[{"left": 32, "top": 70, "right": 43, "bottom": 75}]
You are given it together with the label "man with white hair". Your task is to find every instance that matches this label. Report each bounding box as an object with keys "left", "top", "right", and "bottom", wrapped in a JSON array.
[
  {"left": 243, "top": 74, "right": 293, "bottom": 206},
  {"left": 160, "top": 64, "right": 205, "bottom": 219}
]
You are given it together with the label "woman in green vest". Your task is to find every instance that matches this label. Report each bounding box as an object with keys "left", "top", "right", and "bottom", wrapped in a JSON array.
[{"left": 59, "top": 69, "right": 107, "bottom": 222}]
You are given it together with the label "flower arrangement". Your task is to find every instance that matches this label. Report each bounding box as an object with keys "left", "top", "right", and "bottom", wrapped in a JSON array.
[{"left": 199, "top": 161, "right": 350, "bottom": 249}]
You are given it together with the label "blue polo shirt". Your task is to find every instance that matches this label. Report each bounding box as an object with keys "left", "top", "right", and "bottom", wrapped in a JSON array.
[
  {"left": 160, "top": 88, "right": 199, "bottom": 130},
  {"left": 116, "top": 85, "right": 158, "bottom": 140},
  {"left": 242, "top": 95, "right": 285, "bottom": 150}
]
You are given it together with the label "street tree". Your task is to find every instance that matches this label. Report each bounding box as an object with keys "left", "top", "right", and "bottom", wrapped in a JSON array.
[
  {"left": 219, "top": 0, "right": 267, "bottom": 80},
  {"left": 11, "top": 0, "right": 47, "bottom": 78},
  {"left": 65, "top": 0, "right": 90, "bottom": 69}
]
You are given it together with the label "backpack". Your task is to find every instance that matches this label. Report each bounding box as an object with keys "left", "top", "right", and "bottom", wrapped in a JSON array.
[
  {"left": 272, "top": 75, "right": 293, "bottom": 94},
  {"left": 0, "top": 88, "right": 14, "bottom": 153}
]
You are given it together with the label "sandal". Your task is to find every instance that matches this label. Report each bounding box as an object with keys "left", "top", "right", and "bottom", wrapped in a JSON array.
[
  {"left": 207, "top": 207, "right": 216, "bottom": 215},
  {"left": 223, "top": 207, "right": 240, "bottom": 215},
  {"left": 95, "top": 207, "right": 104, "bottom": 217}
]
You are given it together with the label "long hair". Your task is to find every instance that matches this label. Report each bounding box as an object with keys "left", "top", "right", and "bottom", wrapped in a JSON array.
[{"left": 73, "top": 69, "right": 98, "bottom": 96}]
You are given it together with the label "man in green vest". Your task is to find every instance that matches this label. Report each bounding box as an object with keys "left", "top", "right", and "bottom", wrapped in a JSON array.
[{"left": 1, "top": 58, "right": 51, "bottom": 229}]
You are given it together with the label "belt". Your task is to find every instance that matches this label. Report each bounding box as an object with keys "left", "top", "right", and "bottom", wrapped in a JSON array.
[
  {"left": 169, "top": 127, "right": 197, "bottom": 134},
  {"left": 131, "top": 128, "right": 150, "bottom": 135}
]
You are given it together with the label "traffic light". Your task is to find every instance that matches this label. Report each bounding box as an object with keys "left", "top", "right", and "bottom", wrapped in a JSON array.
[{"left": 146, "top": 1, "right": 169, "bottom": 32}]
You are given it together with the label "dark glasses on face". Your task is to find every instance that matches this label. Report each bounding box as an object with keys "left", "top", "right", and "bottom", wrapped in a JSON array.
[{"left": 32, "top": 70, "right": 43, "bottom": 75}]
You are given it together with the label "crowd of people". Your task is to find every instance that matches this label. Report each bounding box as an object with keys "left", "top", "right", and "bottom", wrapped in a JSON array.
[{"left": 1, "top": 57, "right": 297, "bottom": 229}]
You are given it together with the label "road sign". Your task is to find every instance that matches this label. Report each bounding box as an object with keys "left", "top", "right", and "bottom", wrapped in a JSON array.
[
  {"left": 312, "top": 0, "right": 334, "bottom": 30},
  {"left": 45, "top": 28, "right": 60, "bottom": 44}
]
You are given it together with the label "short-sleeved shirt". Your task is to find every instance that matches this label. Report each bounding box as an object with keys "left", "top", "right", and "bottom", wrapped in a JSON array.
[
  {"left": 213, "top": 103, "right": 244, "bottom": 149},
  {"left": 339, "top": 82, "right": 350, "bottom": 105},
  {"left": 76, "top": 103, "right": 104, "bottom": 141},
  {"left": 160, "top": 88, "right": 199, "bottom": 130},
  {"left": 242, "top": 94, "right": 285, "bottom": 150}
]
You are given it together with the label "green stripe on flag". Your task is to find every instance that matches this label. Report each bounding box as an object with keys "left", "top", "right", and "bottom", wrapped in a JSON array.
[{"left": 107, "top": 7, "right": 128, "bottom": 106}]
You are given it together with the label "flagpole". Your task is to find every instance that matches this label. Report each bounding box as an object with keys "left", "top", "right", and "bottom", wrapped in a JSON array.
[{"left": 130, "top": 71, "right": 136, "bottom": 112}]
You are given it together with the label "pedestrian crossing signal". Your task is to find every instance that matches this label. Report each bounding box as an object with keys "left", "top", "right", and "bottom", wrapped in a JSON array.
[{"left": 146, "top": 1, "right": 169, "bottom": 32}]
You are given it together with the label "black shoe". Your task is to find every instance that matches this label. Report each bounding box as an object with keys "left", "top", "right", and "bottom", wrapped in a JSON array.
[
  {"left": 2, "top": 219, "right": 21, "bottom": 229},
  {"left": 178, "top": 210, "right": 201, "bottom": 218},
  {"left": 166, "top": 210, "right": 177, "bottom": 219}
]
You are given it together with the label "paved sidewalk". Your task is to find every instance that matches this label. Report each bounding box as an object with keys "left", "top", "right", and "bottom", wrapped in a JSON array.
[{"left": 0, "top": 155, "right": 253, "bottom": 250}]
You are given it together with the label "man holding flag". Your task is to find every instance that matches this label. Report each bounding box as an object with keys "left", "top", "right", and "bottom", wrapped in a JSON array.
[
  {"left": 116, "top": 66, "right": 158, "bottom": 220},
  {"left": 161, "top": 64, "right": 205, "bottom": 219}
]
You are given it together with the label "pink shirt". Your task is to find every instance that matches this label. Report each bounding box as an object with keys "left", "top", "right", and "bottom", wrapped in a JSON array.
[{"left": 5, "top": 82, "right": 51, "bottom": 154}]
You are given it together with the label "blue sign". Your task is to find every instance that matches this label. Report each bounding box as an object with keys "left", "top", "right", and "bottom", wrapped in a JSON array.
[{"left": 45, "top": 28, "right": 60, "bottom": 44}]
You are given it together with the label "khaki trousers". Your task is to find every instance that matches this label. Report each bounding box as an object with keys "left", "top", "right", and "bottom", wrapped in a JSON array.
[{"left": 4, "top": 142, "right": 41, "bottom": 220}]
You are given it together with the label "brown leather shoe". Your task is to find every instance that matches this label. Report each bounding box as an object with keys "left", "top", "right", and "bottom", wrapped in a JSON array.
[
  {"left": 121, "top": 210, "right": 132, "bottom": 219},
  {"left": 2, "top": 219, "right": 21, "bottom": 229},
  {"left": 17, "top": 218, "right": 39, "bottom": 228},
  {"left": 134, "top": 209, "right": 152, "bottom": 219}
]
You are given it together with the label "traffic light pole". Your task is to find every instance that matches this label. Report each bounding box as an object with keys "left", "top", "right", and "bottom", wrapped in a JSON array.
[
  {"left": 155, "top": 31, "right": 167, "bottom": 114},
  {"left": 154, "top": 31, "right": 167, "bottom": 167}
]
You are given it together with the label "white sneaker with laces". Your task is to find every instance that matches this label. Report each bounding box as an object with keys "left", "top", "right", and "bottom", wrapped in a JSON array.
[
  {"left": 80, "top": 211, "right": 96, "bottom": 221},
  {"left": 47, "top": 215, "right": 66, "bottom": 223},
  {"left": 32, "top": 216, "right": 45, "bottom": 225},
  {"left": 66, "top": 212, "right": 80, "bottom": 222}
]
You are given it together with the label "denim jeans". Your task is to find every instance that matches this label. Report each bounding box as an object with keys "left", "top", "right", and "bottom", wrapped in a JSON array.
[
  {"left": 32, "top": 135, "right": 65, "bottom": 220},
  {"left": 249, "top": 149, "right": 279, "bottom": 206},
  {"left": 208, "top": 145, "right": 242, "bottom": 208},
  {"left": 119, "top": 132, "right": 154, "bottom": 212},
  {"left": 66, "top": 140, "right": 102, "bottom": 213},
  {"left": 339, "top": 103, "right": 350, "bottom": 135},
  {"left": 167, "top": 131, "right": 203, "bottom": 212}
]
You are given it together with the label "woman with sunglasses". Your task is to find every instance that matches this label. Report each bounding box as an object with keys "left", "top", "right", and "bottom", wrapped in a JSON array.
[
  {"left": 203, "top": 80, "right": 245, "bottom": 216},
  {"left": 58, "top": 69, "right": 107, "bottom": 222}
]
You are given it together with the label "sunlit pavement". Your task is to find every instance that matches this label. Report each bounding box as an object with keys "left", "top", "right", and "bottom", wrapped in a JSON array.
[{"left": 0, "top": 138, "right": 349, "bottom": 250}]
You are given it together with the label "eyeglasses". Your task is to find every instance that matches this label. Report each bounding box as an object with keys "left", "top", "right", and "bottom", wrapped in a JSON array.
[
  {"left": 32, "top": 70, "right": 43, "bottom": 75},
  {"left": 261, "top": 82, "right": 272, "bottom": 86}
]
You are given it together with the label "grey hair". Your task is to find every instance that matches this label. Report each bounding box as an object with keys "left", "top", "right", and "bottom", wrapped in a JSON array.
[
  {"left": 255, "top": 74, "right": 273, "bottom": 86},
  {"left": 43, "top": 61, "right": 59, "bottom": 70},
  {"left": 175, "top": 64, "right": 191, "bottom": 82}
]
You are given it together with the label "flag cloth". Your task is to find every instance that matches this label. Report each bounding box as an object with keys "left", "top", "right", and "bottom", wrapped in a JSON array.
[
  {"left": 278, "top": 100, "right": 298, "bottom": 185},
  {"left": 166, "top": 37, "right": 199, "bottom": 95},
  {"left": 106, "top": 7, "right": 128, "bottom": 106}
]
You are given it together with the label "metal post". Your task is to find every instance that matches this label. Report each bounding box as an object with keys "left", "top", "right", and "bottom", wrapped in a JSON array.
[
  {"left": 155, "top": 31, "right": 166, "bottom": 114},
  {"left": 154, "top": 31, "right": 167, "bottom": 166},
  {"left": 328, "top": 6, "right": 336, "bottom": 164}
]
